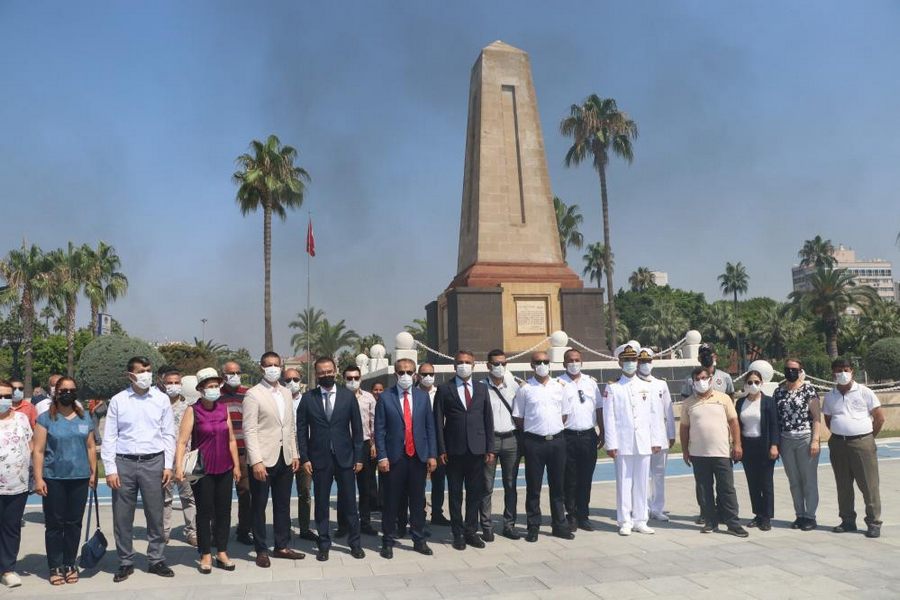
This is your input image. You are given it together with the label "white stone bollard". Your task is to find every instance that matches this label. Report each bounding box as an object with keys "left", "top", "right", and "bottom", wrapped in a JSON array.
[
  {"left": 355, "top": 353, "right": 370, "bottom": 376},
  {"left": 682, "top": 330, "right": 702, "bottom": 360},
  {"left": 369, "top": 344, "right": 389, "bottom": 372},
  {"left": 747, "top": 359, "right": 777, "bottom": 396},
  {"left": 548, "top": 330, "right": 569, "bottom": 364},
  {"left": 393, "top": 331, "right": 419, "bottom": 367}
]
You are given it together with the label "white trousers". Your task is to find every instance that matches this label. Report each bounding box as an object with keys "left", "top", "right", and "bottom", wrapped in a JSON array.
[
  {"left": 649, "top": 449, "right": 668, "bottom": 514},
  {"left": 614, "top": 453, "right": 651, "bottom": 527}
]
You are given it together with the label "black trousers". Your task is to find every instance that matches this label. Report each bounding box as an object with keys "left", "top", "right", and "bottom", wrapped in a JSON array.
[
  {"left": 431, "top": 464, "right": 447, "bottom": 518},
  {"left": 249, "top": 455, "right": 293, "bottom": 553},
  {"left": 741, "top": 437, "right": 775, "bottom": 520},
  {"left": 382, "top": 455, "right": 426, "bottom": 546},
  {"left": 357, "top": 440, "right": 374, "bottom": 527},
  {"left": 235, "top": 459, "right": 252, "bottom": 536},
  {"left": 294, "top": 468, "right": 312, "bottom": 533},
  {"left": 0, "top": 492, "right": 28, "bottom": 573},
  {"left": 192, "top": 472, "right": 233, "bottom": 555},
  {"left": 564, "top": 430, "right": 597, "bottom": 522},
  {"left": 313, "top": 455, "right": 360, "bottom": 551},
  {"left": 446, "top": 452, "right": 484, "bottom": 538},
  {"left": 692, "top": 456, "right": 741, "bottom": 528},
  {"left": 42, "top": 479, "right": 89, "bottom": 569},
  {"left": 523, "top": 433, "right": 567, "bottom": 530}
]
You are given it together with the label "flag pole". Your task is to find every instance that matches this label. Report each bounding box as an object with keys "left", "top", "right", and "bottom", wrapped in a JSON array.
[{"left": 306, "top": 210, "right": 312, "bottom": 387}]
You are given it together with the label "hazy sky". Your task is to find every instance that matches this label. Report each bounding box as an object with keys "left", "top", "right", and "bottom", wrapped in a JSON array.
[{"left": 2, "top": 1, "right": 898, "bottom": 357}]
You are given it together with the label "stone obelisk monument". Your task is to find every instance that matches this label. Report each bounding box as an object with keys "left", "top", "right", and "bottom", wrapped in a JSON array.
[{"left": 426, "top": 41, "right": 605, "bottom": 358}]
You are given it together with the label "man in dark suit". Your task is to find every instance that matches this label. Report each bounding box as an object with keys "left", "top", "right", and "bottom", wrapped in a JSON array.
[
  {"left": 375, "top": 358, "right": 437, "bottom": 559},
  {"left": 434, "top": 350, "right": 495, "bottom": 550},
  {"left": 296, "top": 357, "right": 366, "bottom": 562}
]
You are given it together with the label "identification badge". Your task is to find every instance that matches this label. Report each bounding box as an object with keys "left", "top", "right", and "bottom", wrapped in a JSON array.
[{"left": 78, "top": 424, "right": 90, "bottom": 434}]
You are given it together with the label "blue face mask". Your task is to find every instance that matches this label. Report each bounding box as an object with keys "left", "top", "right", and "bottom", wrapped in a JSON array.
[
  {"left": 12, "top": 389, "right": 24, "bottom": 401},
  {"left": 0, "top": 398, "right": 12, "bottom": 413}
]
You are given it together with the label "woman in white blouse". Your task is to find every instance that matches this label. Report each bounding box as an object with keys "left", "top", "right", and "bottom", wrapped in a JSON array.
[
  {"left": 735, "top": 371, "right": 780, "bottom": 531},
  {"left": 0, "top": 379, "right": 33, "bottom": 588}
]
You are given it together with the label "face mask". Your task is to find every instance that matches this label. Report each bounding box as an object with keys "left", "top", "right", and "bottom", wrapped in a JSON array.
[
  {"left": 57, "top": 390, "right": 77, "bottom": 407},
  {"left": 224, "top": 374, "right": 241, "bottom": 388},
  {"left": 345, "top": 379, "right": 360, "bottom": 392},
  {"left": 745, "top": 383, "right": 761, "bottom": 395},
  {"left": 132, "top": 372, "right": 153, "bottom": 390},
  {"left": 784, "top": 367, "right": 800, "bottom": 383},
  {"left": 455, "top": 363, "right": 473, "bottom": 379},
  {"left": 621, "top": 361, "right": 638, "bottom": 376},
  {"left": 12, "top": 389, "right": 23, "bottom": 401},
  {"left": 263, "top": 366, "right": 282, "bottom": 383},
  {"left": 0, "top": 399, "right": 11, "bottom": 413},
  {"left": 489, "top": 364, "right": 505, "bottom": 379},
  {"left": 165, "top": 384, "right": 182, "bottom": 398},
  {"left": 420, "top": 374, "right": 435, "bottom": 387},
  {"left": 287, "top": 381, "right": 302, "bottom": 394},
  {"left": 693, "top": 379, "right": 710, "bottom": 395},
  {"left": 203, "top": 387, "right": 221, "bottom": 402},
  {"left": 566, "top": 362, "right": 582, "bottom": 376},
  {"left": 834, "top": 371, "right": 852, "bottom": 386},
  {"left": 318, "top": 376, "right": 336, "bottom": 389},
  {"left": 397, "top": 374, "right": 414, "bottom": 390},
  {"left": 638, "top": 363, "right": 653, "bottom": 377},
  {"left": 534, "top": 364, "right": 550, "bottom": 378}
]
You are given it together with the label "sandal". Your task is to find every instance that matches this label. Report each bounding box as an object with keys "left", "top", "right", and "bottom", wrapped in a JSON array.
[
  {"left": 64, "top": 566, "right": 79, "bottom": 584},
  {"left": 49, "top": 567, "right": 66, "bottom": 586}
]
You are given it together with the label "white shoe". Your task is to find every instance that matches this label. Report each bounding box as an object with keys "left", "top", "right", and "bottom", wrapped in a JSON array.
[
  {"left": 650, "top": 512, "right": 670, "bottom": 522},
  {"left": 634, "top": 524, "right": 655, "bottom": 534},
  {"left": 618, "top": 525, "right": 633, "bottom": 536},
  {"left": 1, "top": 572, "right": 22, "bottom": 588}
]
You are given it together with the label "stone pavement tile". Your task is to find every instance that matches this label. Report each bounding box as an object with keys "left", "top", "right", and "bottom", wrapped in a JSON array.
[
  {"left": 635, "top": 574, "right": 709, "bottom": 595},
  {"left": 497, "top": 561, "right": 560, "bottom": 579},
  {"left": 387, "top": 586, "right": 443, "bottom": 600},
  {"left": 368, "top": 560, "right": 423, "bottom": 576},
  {"left": 842, "top": 588, "right": 900, "bottom": 599},
  {"left": 537, "top": 569, "right": 601, "bottom": 587},
  {"left": 453, "top": 565, "right": 508, "bottom": 583},
  {"left": 486, "top": 575, "right": 549, "bottom": 594},
  {"left": 544, "top": 557, "right": 601, "bottom": 573},
  {"left": 588, "top": 565, "right": 648, "bottom": 584},
  {"left": 434, "top": 580, "right": 495, "bottom": 597},
  {"left": 534, "top": 585, "right": 605, "bottom": 599},
  {"left": 351, "top": 572, "right": 412, "bottom": 591},
  {"left": 775, "top": 558, "right": 845, "bottom": 577},
  {"left": 401, "top": 569, "right": 460, "bottom": 588},
  {"left": 320, "top": 561, "right": 374, "bottom": 578},
  {"left": 257, "top": 579, "right": 301, "bottom": 595},
  {"left": 830, "top": 568, "right": 895, "bottom": 590},
  {"left": 299, "top": 576, "right": 354, "bottom": 594},
  {"left": 326, "top": 590, "right": 386, "bottom": 600},
  {"left": 790, "top": 574, "right": 859, "bottom": 596},
  {"left": 599, "top": 553, "right": 652, "bottom": 568},
  {"left": 585, "top": 579, "right": 656, "bottom": 599},
  {"left": 182, "top": 584, "right": 249, "bottom": 599},
  {"left": 293, "top": 564, "right": 326, "bottom": 580},
  {"left": 745, "top": 584, "right": 816, "bottom": 599}
]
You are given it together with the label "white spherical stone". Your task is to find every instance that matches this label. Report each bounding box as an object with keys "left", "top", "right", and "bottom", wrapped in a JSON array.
[
  {"left": 395, "top": 331, "right": 415, "bottom": 350},
  {"left": 685, "top": 330, "right": 702, "bottom": 344},
  {"left": 549, "top": 330, "right": 568, "bottom": 347},
  {"left": 355, "top": 354, "right": 369, "bottom": 366},
  {"left": 370, "top": 344, "right": 386, "bottom": 359},
  {"left": 748, "top": 360, "right": 775, "bottom": 383}
]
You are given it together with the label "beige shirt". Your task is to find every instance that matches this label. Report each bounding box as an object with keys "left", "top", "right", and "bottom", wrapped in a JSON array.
[{"left": 682, "top": 390, "right": 736, "bottom": 458}]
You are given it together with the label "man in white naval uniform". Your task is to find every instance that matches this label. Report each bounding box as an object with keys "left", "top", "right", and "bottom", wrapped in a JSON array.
[
  {"left": 603, "top": 342, "right": 665, "bottom": 536},
  {"left": 636, "top": 348, "right": 676, "bottom": 521}
]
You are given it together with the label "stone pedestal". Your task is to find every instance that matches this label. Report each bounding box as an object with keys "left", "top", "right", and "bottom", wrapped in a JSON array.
[{"left": 559, "top": 288, "right": 606, "bottom": 353}]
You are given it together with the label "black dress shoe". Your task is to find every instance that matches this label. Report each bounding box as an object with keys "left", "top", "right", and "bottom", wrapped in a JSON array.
[
  {"left": 255, "top": 552, "right": 270, "bottom": 568},
  {"left": 236, "top": 531, "right": 254, "bottom": 545},
  {"left": 502, "top": 527, "right": 520, "bottom": 540},
  {"left": 299, "top": 530, "right": 320, "bottom": 542},
  {"left": 832, "top": 521, "right": 858, "bottom": 533},
  {"left": 481, "top": 530, "right": 495, "bottom": 542},
  {"left": 525, "top": 528, "right": 539, "bottom": 543},
  {"left": 431, "top": 514, "right": 451, "bottom": 526},
  {"left": 452, "top": 536, "right": 467, "bottom": 550},
  {"left": 694, "top": 515, "right": 705, "bottom": 525},
  {"left": 360, "top": 524, "right": 379, "bottom": 536},
  {"left": 333, "top": 528, "right": 348, "bottom": 538},
  {"left": 113, "top": 565, "right": 134, "bottom": 583},
  {"left": 396, "top": 526, "right": 407, "bottom": 539},
  {"left": 800, "top": 519, "right": 817, "bottom": 532},
  {"left": 791, "top": 518, "right": 803, "bottom": 529},
  {"left": 866, "top": 524, "right": 881, "bottom": 538},
  {"left": 725, "top": 526, "right": 750, "bottom": 538},
  {"left": 566, "top": 515, "right": 577, "bottom": 530},
  {"left": 577, "top": 519, "right": 594, "bottom": 532},
  {"left": 552, "top": 528, "right": 575, "bottom": 540},
  {"left": 316, "top": 549, "right": 329, "bottom": 562},
  {"left": 350, "top": 547, "right": 366, "bottom": 559},
  {"left": 465, "top": 534, "right": 486, "bottom": 548},
  {"left": 746, "top": 517, "right": 760, "bottom": 528},
  {"left": 413, "top": 541, "right": 433, "bottom": 555},
  {"left": 148, "top": 562, "right": 175, "bottom": 577},
  {"left": 273, "top": 548, "right": 306, "bottom": 560},
  {"left": 380, "top": 545, "right": 394, "bottom": 559},
  {"left": 759, "top": 520, "right": 772, "bottom": 531}
]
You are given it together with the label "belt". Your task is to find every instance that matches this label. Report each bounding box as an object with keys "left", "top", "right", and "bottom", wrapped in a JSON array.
[
  {"left": 830, "top": 432, "right": 872, "bottom": 441},
  {"left": 525, "top": 431, "right": 563, "bottom": 441},
  {"left": 495, "top": 431, "right": 517, "bottom": 439},
  {"left": 564, "top": 429, "right": 596, "bottom": 436},
  {"left": 116, "top": 451, "right": 164, "bottom": 462}
]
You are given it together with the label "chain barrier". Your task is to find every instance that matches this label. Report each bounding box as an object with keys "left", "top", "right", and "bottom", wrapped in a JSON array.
[
  {"left": 411, "top": 340, "right": 456, "bottom": 362},
  {"left": 505, "top": 336, "right": 554, "bottom": 360},
  {"left": 567, "top": 338, "right": 617, "bottom": 360}
]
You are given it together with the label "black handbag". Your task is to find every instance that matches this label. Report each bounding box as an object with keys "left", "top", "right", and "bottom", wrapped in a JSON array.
[{"left": 78, "top": 487, "right": 108, "bottom": 569}]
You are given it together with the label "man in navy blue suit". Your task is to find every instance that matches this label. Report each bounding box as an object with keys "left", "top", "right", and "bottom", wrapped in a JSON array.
[
  {"left": 296, "top": 357, "right": 365, "bottom": 562},
  {"left": 374, "top": 358, "right": 437, "bottom": 559}
]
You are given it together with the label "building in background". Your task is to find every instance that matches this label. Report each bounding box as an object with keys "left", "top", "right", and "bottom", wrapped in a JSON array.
[
  {"left": 650, "top": 271, "right": 669, "bottom": 286},
  {"left": 792, "top": 244, "right": 896, "bottom": 314}
]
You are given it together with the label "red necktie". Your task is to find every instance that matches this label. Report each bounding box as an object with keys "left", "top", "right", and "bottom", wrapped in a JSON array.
[
  {"left": 464, "top": 381, "right": 472, "bottom": 409},
  {"left": 403, "top": 391, "right": 415, "bottom": 457}
]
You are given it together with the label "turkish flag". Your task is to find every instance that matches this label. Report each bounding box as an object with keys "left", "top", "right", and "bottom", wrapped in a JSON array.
[{"left": 306, "top": 218, "right": 315, "bottom": 257}]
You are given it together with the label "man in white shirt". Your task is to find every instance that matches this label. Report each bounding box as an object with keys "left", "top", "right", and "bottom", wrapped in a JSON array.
[
  {"left": 604, "top": 343, "right": 664, "bottom": 536},
  {"left": 559, "top": 349, "right": 603, "bottom": 533},
  {"left": 480, "top": 349, "right": 522, "bottom": 540},
  {"left": 513, "top": 351, "right": 576, "bottom": 542},
  {"left": 418, "top": 362, "right": 448, "bottom": 526},
  {"left": 284, "top": 367, "right": 316, "bottom": 543},
  {"left": 637, "top": 348, "right": 676, "bottom": 521},
  {"left": 102, "top": 356, "right": 176, "bottom": 582},
  {"left": 823, "top": 358, "right": 885, "bottom": 538},
  {"left": 342, "top": 365, "right": 379, "bottom": 536}
]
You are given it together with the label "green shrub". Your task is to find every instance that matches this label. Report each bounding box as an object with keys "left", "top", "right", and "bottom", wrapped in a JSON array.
[
  {"left": 865, "top": 338, "right": 900, "bottom": 382},
  {"left": 75, "top": 335, "right": 165, "bottom": 399},
  {"left": 158, "top": 343, "right": 216, "bottom": 376}
]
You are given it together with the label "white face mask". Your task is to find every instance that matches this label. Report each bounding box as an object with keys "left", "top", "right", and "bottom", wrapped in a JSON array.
[
  {"left": 203, "top": 387, "right": 221, "bottom": 402},
  {"left": 534, "top": 363, "right": 550, "bottom": 378},
  {"left": 12, "top": 389, "right": 24, "bottom": 401},
  {"left": 693, "top": 379, "right": 711, "bottom": 395},
  {"left": 287, "top": 381, "right": 301, "bottom": 395},
  {"left": 345, "top": 379, "right": 360, "bottom": 392},
  {"left": 834, "top": 371, "right": 852, "bottom": 386},
  {"left": 490, "top": 365, "right": 505, "bottom": 379},
  {"left": 165, "top": 384, "right": 182, "bottom": 398},
  {"left": 745, "top": 383, "right": 761, "bottom": 395},
  {"left": 638, "top": 363, "right": 653, "bottom": 377},
  {"left": 566, "top": 362, "right": 582, "bottom": 376},
  {"left": 132, "top": 372, "right": 153, "bottom": 390},
  {"left": 263, "top": 366, "right": 282, "bottom": 383},
  {"left": 455, "top": 363, "right": 473, "bottom": 380},
  {"left": 419, "top": 375, "right": 435, "bottom": 387},
  {"left": 224, "top": 374, "right": 241, "bottom": 388},
  {"left": 621, "top": 361, "right": 637, "bottom": 376},
  {"left": 397, "top": 374, "right": 414, "bottom": 390}
]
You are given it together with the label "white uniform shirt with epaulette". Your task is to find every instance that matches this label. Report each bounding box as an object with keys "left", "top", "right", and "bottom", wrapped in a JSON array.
[
  {"left": 603, "top": 374, "right": 666, "bottom": 455},
  {"left": 640, "top": 374, "right": 675, "bottom": 442},
  {"left": 512, "top": 376, "right": 575, "bottom": 436},
  {"left": 559, "top": 373, "right": 602, "bottom": 431}
]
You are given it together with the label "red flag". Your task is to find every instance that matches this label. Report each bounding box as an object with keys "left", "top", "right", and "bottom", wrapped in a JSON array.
[{"left": 306, "top": 218, "right": 316, "bottom": 257}]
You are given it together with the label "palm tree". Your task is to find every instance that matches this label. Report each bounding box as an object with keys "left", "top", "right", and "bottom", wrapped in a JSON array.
[
  {"left": 561, "top": 94, "right": 638, "bottom": 350},
  {"left": 48, "top": 242, "right": 88, "bottom": 376},
  {"left": 39, "top": 305, "right": 56, "bottom": 330},
  {"left": 859, "top": 298, "right": 900, "bottom": 344},
  {"left": 82, "top": 241, "right": 128, "bottom": 334},
  {"left": 751, "top": 303, "right": 803, "bottom": 360},
  {"left": 193, "top": 337, "right": 228, "bottom": 355},
  {"left": 582, "top": 242, "right": 612, "bottom": 289},
  {"left": 718, "top": 261, "right": 749, "bottom": 368},
  {"left": 789, "top": 267, "right": 879, "bottom": 358},
  {"left": 553, "top": 196, "right": 584, "bottom": 261},
  {"left": 289, "top": 307, "right": 326, "bottom": 354},
  {"left": 313, "top": 319, "right": 358, "bottom": 360},
  {"left": 702, "top": 303, "right": 739, "bottom": 350},
  {"left": 354, "top": 334, "right": 385, "bottom": 357},
  {"left": 798, "top": 235, "right": 837, "bottom": 269},
  {"left": 234, "top": 134, "right": 310, "bottom": 352},
  {"left": 638, "top": 300, "right": 688, "bottom": 348},
  {"left": 0, "top": 244, "right": 53, "bottom": 395},
  {"left": 628, "top": 267, "right": 656, "bottom": 292}
]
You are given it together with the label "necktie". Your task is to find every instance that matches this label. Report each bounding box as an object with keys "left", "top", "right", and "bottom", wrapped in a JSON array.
[
  {"left": 403, "top": 391, "right": 415, "bottom": 457},
  {"left": 464, "top": 381, "right": 472, "bottom": 409},
  {"left": 325, "top": 391, "right": 333, "bottom": 421}
]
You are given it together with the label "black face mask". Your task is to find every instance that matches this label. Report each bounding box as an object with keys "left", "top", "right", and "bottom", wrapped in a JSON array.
[
  {"left": 57, "top": 389, "right": 77, "bottom": 407},
  {"left": 784, "top": 367, "right": 800, "bottom": 382},
  {"left": 699, "top": 354, "right": 714, "bottom": 368},
  {"left": 318, "top": 376, "right": 336, "bottom": 389}
]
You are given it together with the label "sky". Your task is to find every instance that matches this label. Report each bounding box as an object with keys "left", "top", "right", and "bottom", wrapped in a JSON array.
[{"left": 1, "top": 1, "right": 899, "bottom": 357}]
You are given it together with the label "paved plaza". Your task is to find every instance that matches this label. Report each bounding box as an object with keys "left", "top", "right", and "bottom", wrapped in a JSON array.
[{"left": 5, "top": 442, "right": 900, "bottom": 599}]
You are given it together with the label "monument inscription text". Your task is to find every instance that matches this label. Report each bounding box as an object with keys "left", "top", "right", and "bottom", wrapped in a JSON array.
[{"left": 515, "top": 298, "right": 548, "bottom": 335}]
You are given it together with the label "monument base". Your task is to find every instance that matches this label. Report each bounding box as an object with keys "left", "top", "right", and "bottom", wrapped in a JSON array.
[{"left": 560, "top": 288, "right": 606, "bottom": 354}]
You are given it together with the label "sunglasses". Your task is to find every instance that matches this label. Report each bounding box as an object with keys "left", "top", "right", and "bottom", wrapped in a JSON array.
[
  {"left": 345, "top": 375, "right": 361, "bottom": 381},
  {"left": 0, "top": 394, "right": 11, "bottom": 400},
  {"left": 285, "top": 377, "right": 302, "bottom": 383},
  {"left": 747, "top": 380, "right": 762, "bottom": 385},
  {"left": 12, "top": 386, "right": 24, "bottom": 391},
  {"left": 532, "top": 360, "right": 550, "bottom": 366},
  {"left": 490, "top": 361, "right": 508, "bottom": 367},
  {"left": 419, "top": 372, "right": 434, "bottom": 377},
  {"left": 397, "top": 370, "right": 415, "bottom": 376}
]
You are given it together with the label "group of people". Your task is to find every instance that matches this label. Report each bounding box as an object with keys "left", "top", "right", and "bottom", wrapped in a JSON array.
[{"left": 0, "top": 341, "right": 887, "bottom": 589}]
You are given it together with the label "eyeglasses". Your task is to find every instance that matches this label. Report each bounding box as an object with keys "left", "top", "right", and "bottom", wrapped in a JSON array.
[
  {"left": 345, "top": 375, "right": 361, "bottom": 381},
  {"left": 533, "top": 360, "right": 550, "bottom": 365},
  {"left": 489, "top": 361, "right": 507, "bottom": 367},
  {"left": 0, "top": 394, "right": 11, "bottom": 400},
  {"left": 397, "top": 370, "right": 415, "bottom": 376},
  {"left": 285, "top": 377, "right": 302, "bottom": 383},
  {"left": 577, "top": 390, "right": 586, "bottom": 404}
]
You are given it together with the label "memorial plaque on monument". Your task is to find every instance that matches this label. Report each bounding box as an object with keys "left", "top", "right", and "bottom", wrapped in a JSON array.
[{"left": 515, "top": 298, "right": 549, "bottom": 335}]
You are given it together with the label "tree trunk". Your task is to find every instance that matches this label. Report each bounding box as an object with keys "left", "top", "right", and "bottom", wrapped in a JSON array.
[
  {"left": 90, "top": 301, "right": 99, "bottom": 336},
  {"left": 598, "top": 165, "right": 617, "bottom": 350},
  {"left": 66, "top": 296, "right": 76, "bottom": 377},
  {"left": 825, "top": 318, "right": 839, "bottom": 358},
  {"left": 22, "top": 287, "right": 35, "bottom": 397},
  {"left": 263, "top": 203, "right": 274, "bottom": 352},
  {"left": 733, "top": 291, "right": 744, "bottom": 372}
]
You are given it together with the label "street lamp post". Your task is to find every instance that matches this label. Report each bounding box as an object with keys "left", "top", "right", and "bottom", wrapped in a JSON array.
[{"left": 201, "top": 318, "right": 208, "bottom": 341}]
